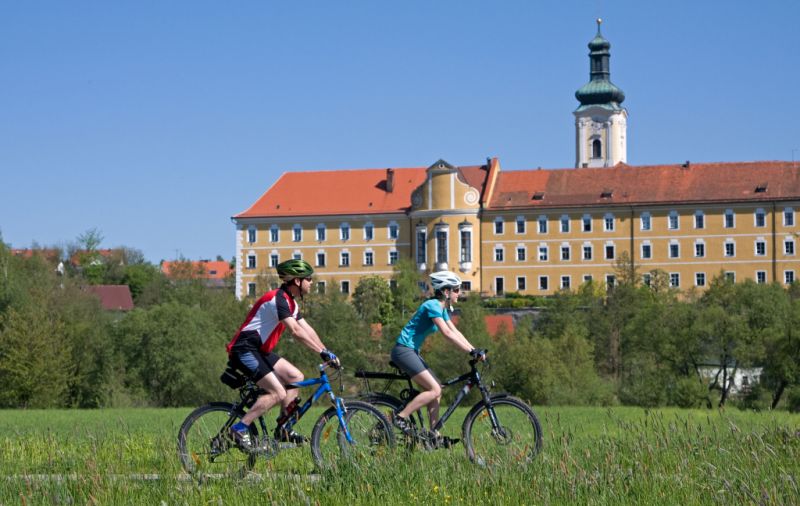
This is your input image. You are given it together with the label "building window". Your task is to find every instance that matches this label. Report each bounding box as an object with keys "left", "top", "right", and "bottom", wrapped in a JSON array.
[
  {"left": 670, "top": 273, "right": 680, "bottom": 288},
  {"left": 695, "top": 241, "right": 705, "bottom": 258},
  {"left": 756, "top": 271, "right": 767, "bottom": 284},
  {"left": 316, "top": 224, "right": 326, "bottom": 241},
  {"left": 641, "top": 243, "right": 652, "bottom": 259},
  {"left": 592, "top": 139, "right": 602, "bottom": 158},
  {"left": 755, "top": 240, "right": 766, "bottom": 256},
  {"left": 724, "top": 209, "right": 735, "bottom": 228},
  {"left": 694, "top": 211, "right": 705, "bottom": 229},
  {"left": 317, "top": 281, "right": 326, "bottom": 294},
  {"left": 538, "top": 245, "right": 549, "bottom": 262},
  {"left": 669, "top": 242, "right": 680, "bottom": 259},
  {"left": 668, "top": 211, "right": 679, "bottom": 230},
  {"left": 293, "top": 251, "right": 302, "bottom": 260},
  {"left": 270, "top": 253, "right": 279, "bottom": 267},
  {"left": 516, "top": 246, "right": 526, "bottom": 261},
  {"left": 582, "top": 214, "right": 592, "bottom": 232},
  {"left": 785, "top": 271, "right": 796, "bottom": 285},
  {"left": 364, "top": 251, "right": 374, "bottom": 266},
  {"left": 340, "top": 223, "right": 350, "bottom": 241},
  {"left": 495, "top": 277, "right": 504, "bottom": 295},
  {"left": 561, "top": 275, "right": 571, "bottom": 290},
  {"left": 364, "top": 223, "right": 374, "bottom": 241},
  {"left": 243, "top": 283, "right": 255, "bottom": 297},
  {"left": 605, "top": 244, "right": 615, "bottom": 260},
  {"left": 725, "top": 241, "right": 736, "bottom": 257},
  {"left": 517, "top": 276, "right": 526, "bottom": 291},
  {"left": 248, "top": 228, "right": 257, "bottom": 244},
  {"left": 316, "top": 252, "right": 326, "bottom": 267},
  {"left": 341, "top": 281, "right": 350, "bottom": 294},
  {"left": 583, "top": 274, "right": 594, "bottom": 283},
  {"left": 538, "top": 216, "right": 548, "bottom": 234},
  {"left": 725, "top": 271, "right": 736, "bottom": 282},
  {"left": 462, "top": 281, "right": 472, "bottom": 291},
  {"left": 538, "top": 276, "right": 548, "bottom": 291},
  {"left": 696, "top": 272, "right": 706, "bottom": 287},
  {"left": 416, "top": 229, "right": 427, "bottom": 265},
  {"left": 388, "top": 222, "right": 399, "bottom": 240},
  {"left": 561, "top": 244, "right": 571, "bottom": 261},
  {"left": 606, "top": 275, "right": 616, "bottom": 289},
  {"left": 516, "top": 216, "right": 525, "bottom": 234},
  {"left": 460, "top": 229, "right": 472, "bottom": 263},
  {"left": 293, "top": 225, "right": 302, "bottom": 242},
  {"left": 247, "top": 254, "right": 256, "bottom": 269},
  {"left": 340, "top": 251, "right": 350, "bottom": 267},
  {"left": 495, "top": 246, "right": 504, "bottom": 262},
  {"left": 604, "top": 213, "right": 615, "bottom": 232},
  {"left": 389, "top": 250, "right": 398, "bottom": 265},
  {"left": 583, "top": 244, "right": 593, "bottom": 260},
  {"left": 784, "top": 207, "right": 795, "bottom": 227},
  {"left": 494, "top": 218, "right": 504, "bottom": 234},
  {"left": 560, "top": 215, "right": 570, "bottom": 233},
  {"left": 640, "top": 212, "right": 651, "bottom": 231},
  {"left": 435, "top": 229, "right": 448, "bottom": 265},
  {"left": 270, "top": 225, "right": 279, "bottom": 243},
  {"left": 785, "top": 239, "right": 796, "bottom": 256},
  {"left": 755, "top": 208, "right": 766, "bottom": 228},
  {"left": 643, "top": 273, "right": 652, "bottom": 287}
]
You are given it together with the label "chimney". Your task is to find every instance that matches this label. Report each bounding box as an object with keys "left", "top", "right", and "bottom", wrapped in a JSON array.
[{"left": 386, "top": 168, "right": 395, "bottom": 192}]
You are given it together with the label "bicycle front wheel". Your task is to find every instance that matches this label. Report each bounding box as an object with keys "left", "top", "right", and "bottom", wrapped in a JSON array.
[
  {"left": 462, "top": 395, "right": 543, "bottom": 468},
  {"left": 310, "top": 399, "right": 394, "bottom": 470},
  {"left": 177, "top": 402, "right": 258, "bottom": 478}
]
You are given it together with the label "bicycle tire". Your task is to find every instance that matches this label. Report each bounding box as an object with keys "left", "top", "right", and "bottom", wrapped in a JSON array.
[
  {"left": 177, "top": 402, "right": 258, "bottom": 478},
  {"left": 462, "top": 395, "right": 543, "bottom": 468},
  {"left": 310, "top": 399, "right": 394, "bottom": 470}
]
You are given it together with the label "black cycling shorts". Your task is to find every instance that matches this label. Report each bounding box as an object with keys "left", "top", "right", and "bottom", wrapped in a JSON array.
[{"left": 229, "top": 348, "right": 282, "bottom": 383}]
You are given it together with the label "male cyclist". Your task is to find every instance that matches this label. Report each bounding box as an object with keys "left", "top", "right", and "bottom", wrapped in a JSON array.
[
  {"left": 390, "top": 270, "right": 486, "bottom": 440},
  {"left": 226, "top": 259, "right": 339, "bottom": 450}
]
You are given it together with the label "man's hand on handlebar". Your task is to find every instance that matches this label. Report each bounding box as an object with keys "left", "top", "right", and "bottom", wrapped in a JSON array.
[
  {"left": 320, "top": 349, "right": 341, "bottom": 368},
  {"left": 469, "top": 348, "right": 488, "bottom": 362}
]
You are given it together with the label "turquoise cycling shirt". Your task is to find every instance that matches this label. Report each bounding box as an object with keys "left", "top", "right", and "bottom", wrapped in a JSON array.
[{"left": 395, "top": 299, "right": 450, "bottom": 352}]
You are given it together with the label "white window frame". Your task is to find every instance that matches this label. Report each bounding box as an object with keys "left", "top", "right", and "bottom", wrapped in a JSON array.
[
  {"left": 292, "top": 250, "right": 302, "bottom": 260},
  {"left": 695, "top": 240, "right": 706, "bottom": 258},
  {"left": 755, "top": 238, "right": 767, "bottom": 257},
  {"left": 340, "top": 250, "right": 350, "bottom": 267},
  {"left": 416, "top": 226, "right": 427, "bottom": 266},
  {"left": 316, "top": 223, "right": 326, "bottom": 241},
  {"left": 341, "top": 280, "right": 351, "bottom": 294},
  {"left": 494, "top": 245, "right": 505, "bottom": 262},
  {"left": 582, "top": 214, "right": 592, "bottom": 232},
  {"left": 459, "top": 225, "right": 472, "bottom": 263},
  {"left": 538, "top": 215, "right": 548, "bottom": 234},
  {"left": 784, "top": 207, "right": 795, "bottom": 227},
  {"left": 495, "top": 276, "right": 505, "bottom": 295},
  {"left": 538, "top": 275, "right": 549, "bottom": 291},
  {"left": 695, "top": 272, "right": 706, "bottom": 287},
  {"left": 604, "top": 213, "right": 615, "bottom": 232},
  {"left": 247, "top": 282, "right": 257, "bottom": 297},
  {"left": 388, "top": 221, "right": 399, "bottom": 240},
  {"left": 785, "top": 270, "right": 796, "bottom": 285},
  {"left": 316, "top": 250, "right": 326, "bottom": 267},
  {"left": 538, "top": 244, "right": 549, "bottom": 262},
  {"left": 560, "top": 215, "right": 570, "bottom": 233},
  {"left": 516, "top": 276, "right": 526, "bottom": 292},
  {"left": 669, "top": 240, "right": 680, "bottom": 259},
  {"left": 669, "top": 272, "right": 680, "bottom": 288},
  {"left": 293, "top": 224, "right": 302, "bottom": 242},
  {"left": 641, "top": 241, "right": 652, "bottom": 260},
  {"left": 270, "top": 225, "right": 279, "bottom": 243},
  {"left": 340, "top": 223, "right": 351, "bottom": 241},
  {"left": 694, "top": 210, "right": 705, "bottom": 230},
  {"left": 247, "top": 252, "right": 257, "bottom": 269},
  {"left": 754, "top": 208, "right": 766, "bottom": 228},
  {"left": 583, "top": 274, "right": 594, "bottom": 283},
  {"left": 785, "top": 238, "right": 796, "bottom": 256},
  {"left": 756, "top": 271, "right": 767, "bottom": 284},
  {"left": 434, "top": 224, "right": 449, "bottom": 266},
  {"left": 724, "top": 209, "right": 735, "bottom": 229},
  {"left": 560, "top": 243, "right": 571, "bottom": 261},
  {"left": 640, "top": 212, "right": 651, "bottom": 231},
  {"left": 724, "top": 239, "right": 736, "bottom": 258},
  {"left": 668, "top": 210, "right": 680, "bottom": 230},
  {"left": 516, "top": 245, "right": 526, "bottom": 262},
  {"left": 364, "top": 249, "right": 374, "bottom": 266},
  {"left": 494, "top": 217, "right": 504, "bottom": 235},
  {"left": 269, "top": 251, "right": 279, "bottom": 267},
  {"left": 247, "top": 227, "right": 257, "bottom": 244},
  {"left": 582, "top": 243, "right": 593, "bottom": 261},
  {"left": 515, "top": 215, "right": 526, "bottom": 235},
  {"left": 388, "top": 249, "right": 399, "bottom": 265},
  {"left": 560, "top": 275, "right": 571, "bottom": 290},
  {"left": 364, "top": 222, "right": 374, "bottom": 241},
  {"left": 604, "top": 242, "right": 615, "bottom": 260}
]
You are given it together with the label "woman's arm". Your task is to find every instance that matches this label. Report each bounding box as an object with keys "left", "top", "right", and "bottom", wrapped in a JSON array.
[{"left": 433, "top": 317, "right": 474, "bottom": 353}]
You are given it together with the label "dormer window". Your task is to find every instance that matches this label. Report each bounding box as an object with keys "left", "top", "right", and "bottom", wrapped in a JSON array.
[
  {"left": 532, "top": 192, "right": 545, "bottom": 200},
  {"left": 755, "top": 183, "right": 768, "bottom": 193},
  {"left": 600, "top": 189, "right": 613, "bottom": 199}
]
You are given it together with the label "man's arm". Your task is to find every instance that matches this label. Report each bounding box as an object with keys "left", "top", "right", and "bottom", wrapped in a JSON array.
[{"left": 282, "top": 317, "right": 326, "bottom": 353}]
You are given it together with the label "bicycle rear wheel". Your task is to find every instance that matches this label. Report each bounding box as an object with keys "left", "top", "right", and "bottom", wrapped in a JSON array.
[
  {"left": 177, "top": 402, "right": 258, "bottom": 478},
  {"left": 310, "top": 400, "right": 394, "bottom": 470},
  {"left": 462, "top": 395, "right": 543, "bottom": 468}
]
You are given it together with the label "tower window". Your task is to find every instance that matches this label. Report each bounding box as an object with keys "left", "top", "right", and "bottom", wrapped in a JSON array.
[{"left": 592, "top": 139, "right": 602, "bottom": 159}]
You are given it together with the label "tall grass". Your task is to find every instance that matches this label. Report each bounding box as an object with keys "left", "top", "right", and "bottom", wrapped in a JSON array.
[{"left": 1, "top": 407, "right": 798, "bottom": 504}]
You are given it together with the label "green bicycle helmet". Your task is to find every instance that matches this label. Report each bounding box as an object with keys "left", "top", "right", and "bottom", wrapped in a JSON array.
[{"left": 276, "top": 259, "right": 314, "bottom": 282}]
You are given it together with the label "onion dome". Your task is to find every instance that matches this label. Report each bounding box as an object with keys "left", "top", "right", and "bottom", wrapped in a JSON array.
[{"left": 575, "top": 19, "right": 625, "bottom": 110}]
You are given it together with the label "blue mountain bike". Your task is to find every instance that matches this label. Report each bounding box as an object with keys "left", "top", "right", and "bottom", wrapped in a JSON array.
[{"left": 178, "top": 361, "right": 394, "bottom": 477}]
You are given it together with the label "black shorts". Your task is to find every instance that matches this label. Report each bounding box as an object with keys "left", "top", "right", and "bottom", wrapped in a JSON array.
[
  {"left": 229, "top": 349, "right": 282, "bottom": 383},
  {"left": 390, "top": 344, "right": 432, "bottom": 377}
]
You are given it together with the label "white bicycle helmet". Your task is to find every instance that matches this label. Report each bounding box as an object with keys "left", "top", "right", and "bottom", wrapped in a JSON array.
[{"left": 430, "top": 270, "right": 462, "bottom": 291}]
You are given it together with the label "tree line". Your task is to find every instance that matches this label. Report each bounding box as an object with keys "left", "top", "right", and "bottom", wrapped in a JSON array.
[{"left": 1, "top": 233, "right": 799, "bottom": 411}]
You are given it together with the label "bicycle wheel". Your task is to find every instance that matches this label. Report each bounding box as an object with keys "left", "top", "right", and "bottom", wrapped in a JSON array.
[
  {"left": 462, "top": 395, "right": 543, "bottom": 468},
  {"left": 310, "top": 399, "right": 394, "bottom": 470},
  {"left": 177, "top": 402, "right": 258, "bottom": 478}
]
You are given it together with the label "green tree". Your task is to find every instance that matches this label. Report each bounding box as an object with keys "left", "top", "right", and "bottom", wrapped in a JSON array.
[{"left": 353, "top": 275, "right": 395, "bottom": 325}]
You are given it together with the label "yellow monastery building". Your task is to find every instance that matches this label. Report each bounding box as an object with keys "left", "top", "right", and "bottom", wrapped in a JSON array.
[{"left": 231, "top": 22, "right": 800, "bottom": 300}]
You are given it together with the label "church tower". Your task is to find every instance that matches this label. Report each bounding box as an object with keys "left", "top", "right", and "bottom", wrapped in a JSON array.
[{"left": 574, "top": 19, "right": 627, "bottom": 168}]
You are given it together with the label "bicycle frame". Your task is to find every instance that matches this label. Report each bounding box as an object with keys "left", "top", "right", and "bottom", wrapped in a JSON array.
[{"left": 280, "top": 364, "right": 354, "bottom": 443}]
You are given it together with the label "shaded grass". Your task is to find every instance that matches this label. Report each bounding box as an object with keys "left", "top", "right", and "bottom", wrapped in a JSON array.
[{"left": 1, "top": 406, "right": 799, "bottom": 504}]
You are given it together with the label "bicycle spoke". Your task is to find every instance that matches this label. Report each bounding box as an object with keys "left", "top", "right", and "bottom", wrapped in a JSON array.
[{"left": 464, "top": 397, "right": 542, "bottom": 468}]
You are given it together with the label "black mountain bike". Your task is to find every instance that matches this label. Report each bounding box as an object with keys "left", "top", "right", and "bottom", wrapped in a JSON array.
[
  {"left": 178, "top": 361, "right": 394, "bottom": 477},
  {"left": 355, "top": 353, "right": 543, "bottom": 467}
]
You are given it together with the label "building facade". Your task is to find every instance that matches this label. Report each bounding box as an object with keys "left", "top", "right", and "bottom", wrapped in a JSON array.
[{"left": 231, "top": 25, "right": 800, "bottom": 300}]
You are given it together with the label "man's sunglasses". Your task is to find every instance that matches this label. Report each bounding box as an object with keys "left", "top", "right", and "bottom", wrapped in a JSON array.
[{"left": 303, "top": 277, "right": 314, "bottom": 282}]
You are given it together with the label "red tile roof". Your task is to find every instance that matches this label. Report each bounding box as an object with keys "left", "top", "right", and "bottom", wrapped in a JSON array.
[
  {"left": 161, "top": 260, "right": 232, "bottom": 280},
  {"left": 235, "top": 167, "right": 430, "bottom": 218},
  {"left": 490, "top": 161, "right": 800, "bottom": 209},
  {"left": 85, "top": 285, "right": 134, "bottom": 311},
  {"left": 450, "top": 314, "right": 515, "bottom": 337},
  {"left": 10, "top": 248, "right": 62, "bottom": 262}
]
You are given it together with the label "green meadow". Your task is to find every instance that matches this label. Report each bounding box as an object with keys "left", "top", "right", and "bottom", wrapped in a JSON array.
[{"left": 1, "top": 406, "right": 798, "bottom": 505}]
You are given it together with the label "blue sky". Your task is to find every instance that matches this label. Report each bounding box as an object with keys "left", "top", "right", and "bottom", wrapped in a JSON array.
[{"left": 1, "top": 1, "right": 798, "bottom": 264}]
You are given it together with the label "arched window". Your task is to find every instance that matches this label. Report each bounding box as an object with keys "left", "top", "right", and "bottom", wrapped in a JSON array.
[{"left": 592, "top": 139, "right": 602, "bottom": 159}]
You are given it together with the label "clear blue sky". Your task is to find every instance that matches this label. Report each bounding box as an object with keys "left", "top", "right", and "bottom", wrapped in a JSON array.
[{"left": 2, "top": 1, "right": 798, "bottom": 264}]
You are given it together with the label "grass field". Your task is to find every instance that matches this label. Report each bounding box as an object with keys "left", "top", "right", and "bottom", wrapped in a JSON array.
[{"left": 1, "top": 405, "right": 798, "bottom": 505}]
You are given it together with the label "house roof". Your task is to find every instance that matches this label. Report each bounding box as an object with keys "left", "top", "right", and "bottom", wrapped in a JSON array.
[
  {"left": 10, "top": 248, "right": 62, "bottom": 262},
  {"left": 489, "top": 161, "right": 800, "bottom": 210},
  {"left": 85, "top": 285, "right": 134, "bottom": 311},
  {"left": 450, "top": 313, "right": 515, "bottom": 338},
  {"left": 161, "top": 260, "right": 232, "bottom": 280}
]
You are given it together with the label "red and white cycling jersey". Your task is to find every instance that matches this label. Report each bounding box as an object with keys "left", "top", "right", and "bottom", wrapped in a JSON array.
[{"left": 226, "top": 288, "right": 302, "bottom": 354}]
